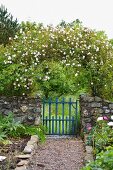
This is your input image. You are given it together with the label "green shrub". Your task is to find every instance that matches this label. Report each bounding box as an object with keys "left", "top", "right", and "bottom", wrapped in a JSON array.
[
  {"left": 82, "top": 147, "right": 113, "bottom": 170},
  {"left": 87, "top": 120, "right": 113, "bottom": 154}
]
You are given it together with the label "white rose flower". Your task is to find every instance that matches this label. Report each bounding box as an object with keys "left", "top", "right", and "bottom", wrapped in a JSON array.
[
  {"left": 111, "top": 115, "right": 113, "bottom": 120},
  {"left": 75, "top": 73, "right": 78, "bottom": 77},
  {"left": 97, "top": 117, "right": 103, "bottom": 121},
  {"left": 107, "top": 122, "right": 113, "bottom": 126},
  {"left": 8, "top": 56, "right": 11, "bottom": 60}
]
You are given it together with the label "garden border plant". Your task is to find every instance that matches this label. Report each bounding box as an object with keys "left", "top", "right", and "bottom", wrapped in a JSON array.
[
  {"left": 0, "top": 112, "right": 46, "bottom": 144},
  {"left": 82, "top": 115, "right": 113, "bottom": 170}
]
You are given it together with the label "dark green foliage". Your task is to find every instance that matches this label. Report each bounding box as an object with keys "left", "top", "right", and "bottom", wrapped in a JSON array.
[
  {"left": 0, "top": 5, "right": 19, "bottom": 46},
  {"left": 36, "top": 61, "right": 76, "bottom": 98},
  {"left": 0, "top": 113, "right": 46, "bottom": 143},
  {"left": 82, "top": 147, "right": 113, "bottom": 170}
]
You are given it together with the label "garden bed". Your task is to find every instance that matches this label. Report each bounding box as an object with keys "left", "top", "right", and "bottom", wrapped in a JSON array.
[{"left": 0, "top": 137, "right": 30, "bottom": 170}]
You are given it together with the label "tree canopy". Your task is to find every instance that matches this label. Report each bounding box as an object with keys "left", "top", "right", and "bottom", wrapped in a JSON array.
[{"left": 0, "top": 5, "right": 19, "bottom": 46}]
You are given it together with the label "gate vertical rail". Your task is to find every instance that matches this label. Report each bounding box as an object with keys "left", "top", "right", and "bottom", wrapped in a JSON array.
[
  {"left": 55, "top": 98, "right": 58, "bottom": 134},
  {"left": 62, "top": 98, "right": 65, "bottom": 135}
]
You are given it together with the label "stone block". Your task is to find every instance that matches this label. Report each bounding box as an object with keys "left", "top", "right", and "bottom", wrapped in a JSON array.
[
  {"left": 31, "top": 135, "right": 39, "bottom": 142},
  {"left": 83, "top": 109, "right": 89, "bottom": 117},
  {"left": 82, "top": 96, "right": 94, "bottom": 102},
  {"left": 15, "top": 165, "right": 27, "bottom": 170},
  {"left": 109, "top": 104, "right": 113, "bottom": 109},
  {"left": 90, "top": 102, "right": 101, "bottom": 108},
  {"left": 15, "top": 154, "right": 31, "bottom": 159},
  {"left": 0, "top": 156, "right": 6, "bottom": 162},
  {"left": 23, "top": 145, "right": 34, "bottom": 154},
  {"left": 20, "top": 106, "right": 28, "bottom": 112},
  {"left": 104, "top": 109, "right": 110, "bottom": 114},
  {"left": 34, "top": 117, "right": 41, "bottom": 125},
  {"left": 110, "top": 110, "right": 113, "bottom": 113},
  {"left": 92, "top": 108, "right": 103, "bottom": 115},
  {"left": 85, "top": 153, "right": 94, "bottom": 162},
  {"left": 84, "top": 134, "right": 89, "bottom": 143},
  {"left": 86, "top": 146, "right": 93, "bottom": 154},
  {"left": 94, "top": 96, "right": 102, "bottom": 102},
  {"left": 17, "top": 160, "right": 28, "bottom": 166},
  {"left": 85, "top": 118, "right": 92, "bottom": 123},
  {"left": 27, "top": 140, "right": 36, "bottom": 146}
]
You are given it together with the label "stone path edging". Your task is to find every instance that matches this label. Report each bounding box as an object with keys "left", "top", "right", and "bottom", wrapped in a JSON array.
[
  {"left": 15, "top": 135, "right": 39, "bottom": 170},
  {"left": 84, "top": 134, "right": 94, "bottom": 163}
]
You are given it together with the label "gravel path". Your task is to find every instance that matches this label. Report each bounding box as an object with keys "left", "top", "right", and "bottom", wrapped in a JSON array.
[{"left": 29, "top": 137, "right": 85, "bottom": 170}]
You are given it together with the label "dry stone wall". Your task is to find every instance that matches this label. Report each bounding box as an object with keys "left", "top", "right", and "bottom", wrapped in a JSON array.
[
  {"left": 0, "top": 96, "right": 41, "bottom": 125},
  {"left": 80, "top": 94, "right": 113, "bottom": 134}
]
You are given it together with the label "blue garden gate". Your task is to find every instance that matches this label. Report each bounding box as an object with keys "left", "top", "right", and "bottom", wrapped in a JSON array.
[{"left": 42, "top": 98, "right": 79, "bottom": 136}]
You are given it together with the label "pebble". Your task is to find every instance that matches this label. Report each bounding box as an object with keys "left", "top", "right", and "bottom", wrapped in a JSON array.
[
  {"left": 17, "top": 160, "right": 28, "bottom": 166},
  {"left": 0, "top": 156, "right": 6, "bottom": 161}
]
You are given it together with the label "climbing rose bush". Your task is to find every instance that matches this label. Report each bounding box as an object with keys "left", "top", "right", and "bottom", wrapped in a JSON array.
[{"left": 0, "top": 21, "right": 113, "bottom": 97}]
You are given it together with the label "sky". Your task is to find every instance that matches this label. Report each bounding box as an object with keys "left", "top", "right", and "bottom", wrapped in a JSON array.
[{"left": 1, "top": 0, "right": 113, "bottom": 38}]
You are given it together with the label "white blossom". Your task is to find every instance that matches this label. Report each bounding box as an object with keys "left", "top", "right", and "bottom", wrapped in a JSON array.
[
  {"left": 43, "top": 76, "right": 50, "bottom": 81},
  {"left": 97, "top": 117, "right": 103, "bottom": 121},
  {"left": 107, "top": 122, "right": 113, "bottom": 126},
  {"left": 96, "top": 47, "right": 99, "bottom": 52},
  {"left": 8, "top": 56, "right": 11, "bottom": 60},
  {"left": 25, "top": 69, "right": 28, "bottom": 72},
  {"left": 75, "top": 73, "right": 78, "bottom": 77}
]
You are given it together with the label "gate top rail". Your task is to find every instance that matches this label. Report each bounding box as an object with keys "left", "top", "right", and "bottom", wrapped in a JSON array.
[{"left": 42, "top": 98, "right": 79, "bottom": 103}]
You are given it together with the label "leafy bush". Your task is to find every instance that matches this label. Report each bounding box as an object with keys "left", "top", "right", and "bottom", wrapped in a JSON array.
[
  {"left": 82, "top": 147, "right": 113, "bottom": 170},
  {"left": 0, "top": 113, "right": 46, "bottom": 143},
  {"left": 87, "top": 119, "right": 113, "bottom": 154}
]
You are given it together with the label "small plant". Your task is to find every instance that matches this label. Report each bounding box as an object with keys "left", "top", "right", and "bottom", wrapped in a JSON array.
[{"left": 0, "top": 113, "right": 46, "bottom": 143}]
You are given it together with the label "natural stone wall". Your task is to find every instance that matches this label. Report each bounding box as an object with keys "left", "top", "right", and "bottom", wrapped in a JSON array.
[
  {"left": 80, "top": 94, "right": 113, "bottom": 134},
  {"left": 0, "top": 96, "right": 41, "bottom": 125}
]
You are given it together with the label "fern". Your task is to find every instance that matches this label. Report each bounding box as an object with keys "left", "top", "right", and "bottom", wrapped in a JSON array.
[{"left": 0, "top": 113, "right": 46, "bottom": 143}]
